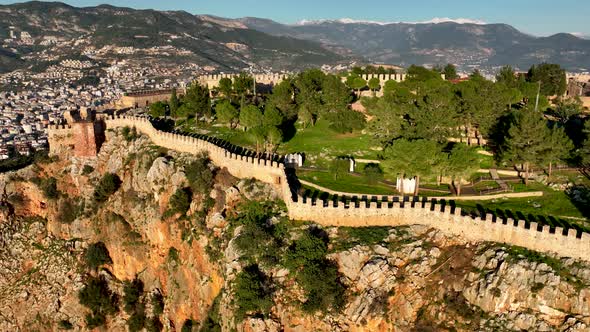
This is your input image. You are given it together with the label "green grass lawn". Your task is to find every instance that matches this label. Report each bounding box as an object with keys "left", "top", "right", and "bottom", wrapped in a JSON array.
[
  {"left": 477, "top": 150, "right": 495, "bottom": 169},
  {"left": 473, "top": 180, "right": 501, "bottom": 192},
  {"left": 277, "top": 119, "right": 379, "bottom": 166},
  {"left": 454, "top": 182, "right": 588, "bottom": 227},
  {"left": 179, "top": 119, "right": 587, "bottom": 226},
  {"left": 298, "top": 169, "right": 397, "bottom": 195},
  {"left": 185, "top": 119, "right": 380, "bottom": 168}
]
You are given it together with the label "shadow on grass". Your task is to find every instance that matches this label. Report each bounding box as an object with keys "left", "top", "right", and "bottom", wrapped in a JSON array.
[
  {"left": 565, "top": 185, "right": 590, "bottom": 220},
  {"left": 281, "top": 119, "right": 298, "bottom": 143}
]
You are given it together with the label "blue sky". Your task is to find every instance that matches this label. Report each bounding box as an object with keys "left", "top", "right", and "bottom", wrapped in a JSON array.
[{"left": 2, "top": 0, "right": 589, "bottom": 36}]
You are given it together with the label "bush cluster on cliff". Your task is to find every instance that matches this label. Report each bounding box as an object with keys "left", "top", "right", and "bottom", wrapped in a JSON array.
[
  {"left": 234, "top": 200, "right": 287, "bottom": 265},
  {"left": 39, "top": 177, "right": 59, "bottom": 199},
  {"left": 185, "top": 153, "right": 214, "bottom": 195},
  {"left": 78, "top": 275, "right": 119, "bottom": 329},
  {"left": 123, "top": 277, "right": 147, "bottom": 332},
  {"left": 84, "top": 242, "right": 112, "bottom": 270},
  {"left": 230, "top": 200, "right": 346, "bottom": 315},
  {"left": 233, "top": 264, "right": 274, "bottom": 319},
  {"left": 167, "top": 187, "right": 192, "bottom": 216},
  {"left": 284, "top": 229, "right": 346, "bottom": 313},
  {"left": 93, "top": 173, "right": 121, "bottom": 202}
]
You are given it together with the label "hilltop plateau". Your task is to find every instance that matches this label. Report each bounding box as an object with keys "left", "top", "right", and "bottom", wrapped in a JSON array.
[{"left": 0, "top": 126, "right": 589, "bottom": 331}]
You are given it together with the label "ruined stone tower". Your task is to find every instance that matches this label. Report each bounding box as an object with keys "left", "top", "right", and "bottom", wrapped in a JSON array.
[{"left": 47, "top": 107, "right": 105, "bottom": 158}]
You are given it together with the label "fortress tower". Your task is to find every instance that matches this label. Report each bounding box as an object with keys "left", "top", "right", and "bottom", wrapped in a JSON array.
[{"left": 48, "top": 108, "right": 105, "bottom": 158}]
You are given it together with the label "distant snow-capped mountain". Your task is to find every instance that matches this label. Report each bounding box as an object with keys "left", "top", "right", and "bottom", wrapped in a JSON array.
[
  {"left": 295, "top": 17, "right": 487, "bottom": 26},
  {"left": 238, "top": 17, "right": 590, "bottom": 71}
]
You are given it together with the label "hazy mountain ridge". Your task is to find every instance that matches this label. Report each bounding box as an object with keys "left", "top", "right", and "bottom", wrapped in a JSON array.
[
  {"left": 1, "top": 1, "right": 589, "bottom": 73},
  {"left": 0, "top": 1, "right": 343, "bottom": 72},
  {"left": 238, "top": 17, "right": 590, "bottom": 71}
]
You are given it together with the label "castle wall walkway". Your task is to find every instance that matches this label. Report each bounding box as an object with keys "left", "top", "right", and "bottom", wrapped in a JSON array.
[{"left": 86, "top": 116, "right": 590, "bottom": 261}]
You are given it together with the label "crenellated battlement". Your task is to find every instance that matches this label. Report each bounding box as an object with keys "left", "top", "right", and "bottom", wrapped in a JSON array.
[
  {"left": 100, "top": 116, "right": 590, "bottom": 261},
  {"left": 104, "top": 116, "right": 286, "bottom": 185},
  {"left": 197, "top": 73, "right": 290, "bottom": 89},
  {"left": 47, "top": 124, "right": 73, "bottom": 131},
  {"left": 287, "top": 194, "right": 589, "bottom": 259}
]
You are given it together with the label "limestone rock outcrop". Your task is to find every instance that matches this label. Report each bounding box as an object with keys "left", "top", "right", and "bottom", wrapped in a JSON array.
[{"left": 0, "top": 128, "right": 589, "bottom": 332}]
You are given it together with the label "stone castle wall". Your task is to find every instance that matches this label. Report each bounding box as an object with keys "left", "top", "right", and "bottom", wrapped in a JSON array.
[
  {"left": 48, "top": 116, "right": 590, "bottom": 261},
  {"left": 287, "top": 197, "right": 589, "bottom": 261},
  {"left": 197, "top": 73, "right": 411, "bottom": 91},
  {"left": 114, "top": 90, "right": 178, "bottom": 109},
  {"left": 103, "top": 116, "right": 287, "bottom": 187},
  {"left": 197, "top": 74, "right": 289, "bottom": 90}
]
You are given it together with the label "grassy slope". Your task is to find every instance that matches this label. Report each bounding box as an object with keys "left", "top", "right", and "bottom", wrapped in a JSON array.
[
  {"left": 192, "top": 121, "right": 587, "bottom": 225},
  {"left": 277, "top": 119, "right": 379, "bottom": 165},
  {"left": 455, "top": 182, "right": 588, "bottom": 223},
  {"left": 298, "top": 169, "right": 396, "bottom": 195}
]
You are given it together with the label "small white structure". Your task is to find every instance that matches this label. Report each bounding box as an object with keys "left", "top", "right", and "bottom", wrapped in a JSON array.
[
  {"left": 349, "top": 158, "right": 356, "bottom": 172},
  {"left": 285, "top": 153, "right": 304, "bottom": 168},
  {"left": 396, "top": 177, "right": 417, "bottom": 195}
]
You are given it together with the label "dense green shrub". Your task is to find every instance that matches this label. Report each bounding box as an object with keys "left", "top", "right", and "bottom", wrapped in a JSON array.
[
  {"left": 151, "top": 292, "right": 165, "bottom": 316},
  {"left": 168, "top": 247, "right": 180, "bottom": 265},
  {"left": 57, "top": 319, "right": 73, "bottom": 330},
  {"left": 82, "top": 165, "right": 94, "bottom": 175},
  {"left": 325, "top": 109, "right": 366, "bottom": 133},
  {"left": 84, "top": 242, "right": 112, "bottom": 270},
  {"left": 284, "top": 231, "right": 328, "bottom": 270},
  {"left": 199, "top": 294, "right": 222, "bottom": 332},
  {"left": 40, "top": 177, "right": 59, "bottom": 199},
  {"left": 122, "top": 126, "right": 139, "bottom": 142},
  {"left": 185, "top": 154, "right": 214, "bottom": 194},
  {"left": 234, "top": 265, "right": 273, "bottom": 319},
  {"left": 233, "top": 201, "right": 288, "bottom": 264},
  {"left": 123, "top": 278, "right": 144, "bottom": 313},
  {"left": 93, "top": 173, "right": 121, "bottom": 202},
  {"left": 127, "top": 308, "right": 146, "bottom": 332},
  {"left": 181, "top": 319, "right": 194, "bottom": 332},
  {"left": 78, "top": 276, "right": 118, "bottom": 328},
  {"left": 0, "top": 150, "right": 52, "bottom": 173},
  {"left": 284, "top": 228, "right": 346, "bottom": 313},
  {"left": 363, "top": 163, "right": 384, "bottom": 184},
  {"left": 146, "top": 316, "right": 164, "bottom": 332},
  {"left": 297, "top": 260, "right": 346, "bottom": 313},
  {"left": 57, "top": 198, "right": 83, "bottom": 224},
  {"left": 168, "top": 187, "right": 192, "bottom": 216},
  {"left": 85, "top": 312, "right": 106, "bottom": 329}
]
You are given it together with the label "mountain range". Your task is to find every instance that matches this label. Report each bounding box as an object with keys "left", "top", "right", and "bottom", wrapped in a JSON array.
[
  {"left": 0, "top": 1, "right": 589, "bottom": 73},
  {"left": 236, "top": 17, "right": 590, "bottom": 72},
  {"left": 0, "top": 1, "right": 343, "bottom": 73}
]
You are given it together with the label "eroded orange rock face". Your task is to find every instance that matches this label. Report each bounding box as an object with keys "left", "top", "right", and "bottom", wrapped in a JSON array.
[{"left": 3, "top": 129, "right": 590, "bottom": 332}]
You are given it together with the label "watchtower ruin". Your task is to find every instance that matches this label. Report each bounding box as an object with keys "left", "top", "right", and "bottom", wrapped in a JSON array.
[{"left": 47, "top": 108, "right": 105, "bottom": 158}]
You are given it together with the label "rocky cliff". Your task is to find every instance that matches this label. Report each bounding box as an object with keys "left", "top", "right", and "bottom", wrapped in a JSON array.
[{"left": 0, "top": 128, "right": 589, "bottom": 332}]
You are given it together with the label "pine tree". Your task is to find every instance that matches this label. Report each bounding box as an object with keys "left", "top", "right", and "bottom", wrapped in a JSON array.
[
  {"left": 539, "top": 126, "right": 573, "bottom": 177},
  {"left": 446, "top": 144, "right": 480, "bottom": 195},
  {"left": 443, "top": 64, "right": 458, "bottom": 80},
  {"left": 503, "top": 110, "right": 550, "bottom": 184},
  {"left": 367, "top": 77, "right": 380, "bottom": 96},
  {"left": 381, "top": 139, "right": 443, "bottom": 195},
  {"left": 215, "top": 100, "right": 238, "bottom": 128}
]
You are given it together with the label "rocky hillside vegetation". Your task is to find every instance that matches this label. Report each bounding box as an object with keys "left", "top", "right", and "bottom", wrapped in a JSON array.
[{"left": 0, "top": 128, "right": 589, "bottom": 331}]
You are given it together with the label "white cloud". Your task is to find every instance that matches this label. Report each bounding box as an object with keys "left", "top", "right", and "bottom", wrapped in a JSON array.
[
  {"left": 570, "top": 32, "right": 589, "bottom": 39},
  {"left": 294, "top": 17, "right": 487, "bottom": 26}
]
